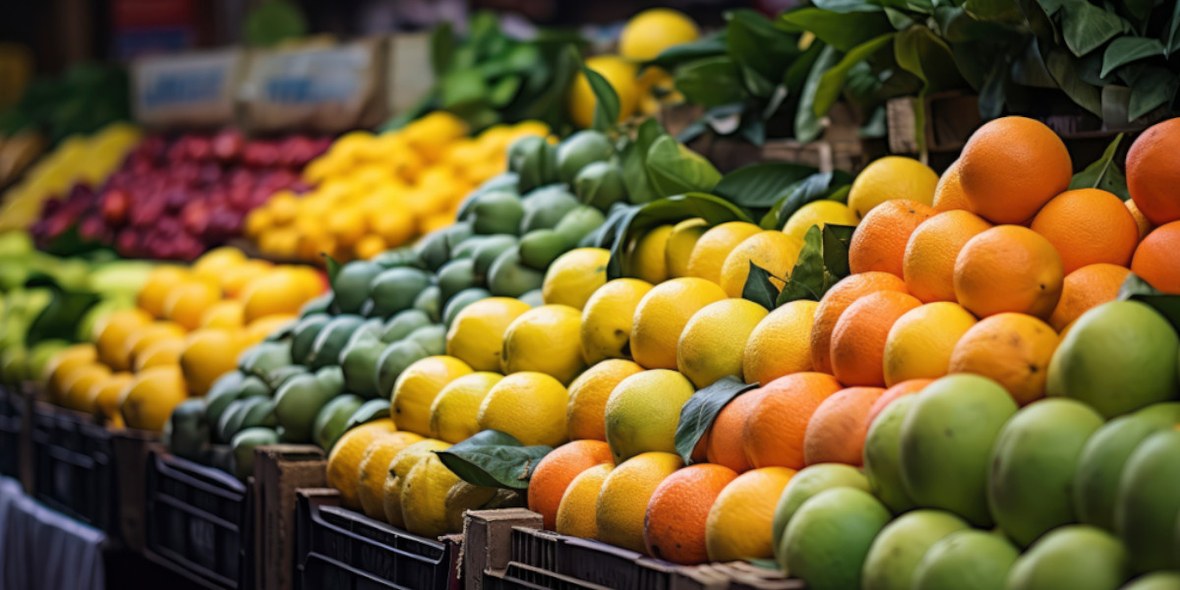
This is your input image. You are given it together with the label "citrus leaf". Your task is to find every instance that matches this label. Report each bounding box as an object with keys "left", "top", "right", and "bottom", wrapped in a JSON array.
[
  {"left": 435, "top": 430, "right": 553, "bottom": 490},
  {"left": 674, "top": 377, "right": 759, "bottom": 464},
  {"left": 1062, "top": 1, "right": 1127, "bottom": 57},
  {"left": 673, "top": 56, "right": 746, "bottom": 107},
  {"left": 814, "top": 34, "right": 896, "bottom": 118},
  {"left": 606, "top": 193, "right": 753, "bottom": 280},
  {"left": 1118, "top": 274, "right": 1180, "bottom": 330},
  {"left": 1127, "top": 65, "right": 1179, "bottom": 122},
  {"left": 1169, "top": 1, "right": 1180, "bottom": 54},
  {"left": 582, "top": 65, "right": 621, "bottom": 132},
  {"left": 796, "top": 45, "right": 841, "bottom": 143},
  {"left": 1101, "top": 37, "right": 1165, "bottom": 77},
  {"left": 714, "top": 162, "right": 819, "bottom": 209},
  {"left": 726, "top": 9, "right": 801, "bottom": 84},
  {"left": 779, "top": 8, "right": 892, "bottom": 53},
  {"left": 645, "top": 136, "right": 723, "bottom": 198},
  {"left": 766, "top": 171, "right": 855, "bottom": 230},
  {"left": 778, "top": 225, "right": 825, "bottom": 304},
  {"left": 323, "top": 254, "right": 342, "bottom": 284},
  {"left": 644, "top": 33, "right": 729, "bottom": 71},
  {"left": 1068, "top": 133, "right": 1129, "bottom": 199},
  {"left": 821, "top": 223, "right": 856, "bottom": 281},
  {"left": 742, "top": 262, "right": 780, "bottom": 309},
  {"left": 619, "top": 119, "right": 665, "bottom": 204}
]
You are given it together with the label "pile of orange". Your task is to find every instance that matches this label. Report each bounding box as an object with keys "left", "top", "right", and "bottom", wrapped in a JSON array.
[{"left": 42, "top": 247, "right": 325, "bottom": 431}]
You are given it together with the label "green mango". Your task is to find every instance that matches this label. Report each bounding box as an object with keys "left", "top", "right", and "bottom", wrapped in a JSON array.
[
  {"left": 206, "top": 372, "right": 271, "bottom": 427},
  {"left": 231, "top": 427, "right": 279, "bottom": 481},
  {"left": 556, "top": 130, "right": 614, "bottom": 183},
  {"left": 239, "top": 341, "right": 294, "bottom": 381},
  {"left": 345, "top": 319, "right": 384, "bottom": 351},
  {"left": 315, "top": 366, "right": 345, "bottom": 396},
  {"left": 407, "top": 324, "right": 447, "bottom": 357},
  {"left": 471, "top": 191, "right": 525, "bottom": 236},
  {"left": 291, "top": 314, "right": 331, "bottom": 364},
  {"left": 472, "top": 235, "right": 519, "bottom": 278},
  {"left": 451, "top": 236, "right": 485, "bottom": 259},
  {"left": 519, "top": 229, "right": 569, "bottom": 270},
  {"left": 414, "top": 286, "right": 442, "bottom": 323},
  {"left": 488, "top": 248, "right": 545, "bottom": 297},
  {"left": 372, "top": 247, "right": 421, "bottom": 269},
  {"left": 368, "top": 267, "right": 432, "bottom": 318},
  {"left": 554, "top": 206, "right": 607, "bottom": 248},
  {"left": 509, "top": 136, "right": 558, "bottom": 192},
  {"left": 443, "top": 288, "right": 492, "bottom": 327},
  {"left": 574, "top": 161, "right": 627, "bottom": 210},
  {"left": 307, "top": 315, "right": 364, "bottom": 370},
  {"left": 332, "top": 261, "right": 383, "bottom": 313},
  {"left": 274, "top": 374, "right": 338, "bottom": 443},
  {"left": 519, "top": 289, "right": 545, "bottom": 307},
  {"left": 375, "top": 340, "right": 430, "bottom": 396},
  {"left": 218, "top": 397, "right": 273, "bottom": 444},
  {"left": 381, "top": 310, "right": 433, "bottom": 343},
  {"left": 438, "top": 258, "right": 478, "bottom": 303},
  {"left": 263, "top": 366, "right": 307, "bottom": 392},
  {"left": 414, "top": 223, "right": 473, "bottom": 271},
  {"left": 299, "top": 293, "right": 334, "bottom": 317},
  {"left": 340, "top": 338, "right": 386, "bottom": 398},
  {"left": 313, "top": 394, "right": 366, "bottom": 450},
  {"left": 521, "top": 186, "right": 580, "bottom": 233},
  {"left": 165, "top": 399, "right": 210, "bottom": 461}
]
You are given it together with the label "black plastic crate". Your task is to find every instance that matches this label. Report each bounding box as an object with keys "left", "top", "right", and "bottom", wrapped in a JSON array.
[
  {"left": 30, "top": 402, "right": 116, "bottom": 533},
  {"left": 510, "top": 526, "right": 561, "bottom": 572},
  {"left": 486, "top": 563, "right": 611, "bottom": 590},
  {"left": 0, "top": 385, "right": 22, "bottom": 478},
  {"left": 144, "top": 450, "right": 253, "bottom": 589},
  {"left": 295, "top": 491, "right": 461, "bottom": 590}
]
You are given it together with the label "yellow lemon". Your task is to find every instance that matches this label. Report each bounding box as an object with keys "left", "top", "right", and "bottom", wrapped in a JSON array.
[
  {"left": 133, "top": 338, "right": 185, "bottom": 372},
  {"left": 241, "top": 267, "right": 324, "bottom": 323},
  {"left": 631, "top": 278, "right": 727, "bottom": 370},
  {"left": 44, "top": 343, "right": 97, "bottom": 403},
  {"left": 446, "top": 297, "right": 532, "bottom": 371},
  {"left": 676, "top": 298, "right": 769, "bottom": 388},
  {"left": 883, "top": 302, "right": 978, "bottom": 387},
  {"left": 61, "top": 363, "right": 111, "bottom": 413},
  {"left": 629, "top": 225, "right": 673, "bottom": 285},
  {"left": 401, "top": 454, "right": 503, "bottom": 538},
  {"left": 619, "top": 8, "right": 700, "bottom": 61},
  {"left": 94, "top": 308, "right": 153, "bottom": 371},
  {"left": 137, "top": 266, "right": 190, "bottom": 318},
  {"left": 120, "top": 365, "right": 187, "bottom": 432},
  {"left": 556, "top": 463, "right": 612, "bottom": 538},
  {"left": 567, "top": 359, "right": 645, "bottom": 441},
  {"left": 686, "top": 222, "right": 761, "bottom": 284},
  {"left": 501, "top": 305, "right": 585, "bottom": 385},
  {"left": 580, "top": 278, "right": 653, "bottom": 365},
  {"left": 742, "top": 299, "right": 819, "bottom": 386},
  {"left": 243, "top": 315, "right": 296, "bottom": 347},
  {"left": 199, "top": 300, "right": 245, "bottom": 329},
  {"left": 355, "top": 431, "right": 424, "bottom": 519},
  {"left": 705, "top": 467, "right": 795, "bottom": 561},
  {"left": 847, "top": 156, "right": 939, "bottom": 218},
  {"left": 429, "top": 372, "right": 503, "bottom": 443},
  {"left": 326, "top": 418, "right": 399, "bottom": 509},
  {"left": 123, "top": 321, "right": 186, "bottom": 370},
  {"left": 392, "top": 356, "right": 473, "bottom": 436},
  {"left": 179, "top": 329, "right": 247, "bottom": 396},
  {"left": 719, "top": 231, "right": 805, "bottom": 298},
  {"left": 478, "top": 372, "right": 569, "bottom": 446},
  {"left": 383, "top": 438, "right": 451, "bottom": 527},
  {"left": 595, "top": 452, "right": 683, "bottom": 552},
  {"left": 94, "top": 372, "right": 134, "bottom": 427},
  {"left": 782, "top": 200, "right": 860, "bottom": 241},
  {"left": 192, "top": 247, "right": 247, "bottom": 284},
  {"left": 665, "top": 218, "right": 708, "bottom": 278},
  {"left": 163, "top": 279, "right": 222, "bottom": 331},
  {"left": 568, "top": 55, "right": 640, "bottom": 129},
  {"left": 604, "top": 370, "right": 695, "bottom": 463},
  {"left": 542, "top": 248, "right": 611, "bottom": 311}
]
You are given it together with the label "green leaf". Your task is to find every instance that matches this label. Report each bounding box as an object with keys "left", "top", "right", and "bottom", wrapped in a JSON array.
[
  {"left": 323, "top": 254, "right": 342, "bottom": 284},
  {"left": 606, "top": 193, "right": 753, "bottom": 280},
  {"left": 742, "top": 263, "right": 781, "bottom": 309},
  {"left": 1128, "top": 65, "right": 1180, "bottom": 121},
  {"left": 777, "top": 224, "right": 855, "bottom": 305},
  {"left": 440, "top": 69, "right": 489, "bottom": 108},
  {"left": 674, "top": 377, "right": 759, "bottom": 463},
  {"left": 963, "top": 0, "right": 1024, "bottom": 23},
  {"left": 812, "top": 0, "right": 882, "bottom": 13},
  {"left": 645, "top": 136, "right": 723, "bottom": 199},
  {"left": 814, "top": 34, "right": 896, "bottom": 118},
  {"left": 796, "top": 46, "right": 842, "bottom": 143},
  {"left": 714, "top": 162, "right": 819, "bottom": 209},
  {"left": 1062, "top": 1, "right": 1128, "bottom": 57},
  {"left": 1045, "top": 47, "right": 1103, "bottom": 115},
  {"left": 1169, "top": 1, "right": 1180, "bottom": 54},
  {"left": 582, "top": 65, "right": 622, "bottom": 132},
  {"left": 488, "top": 76, "right": 523, "bottom": 107},
  {"left": 430, "top": 22, "right": 456, "bottom": 76},
  {"left": 1118, "top": 274, "right": 1180, "bottom": 330},
  {"left": 821, "top": 224, "right": 856, "bottom": 278},
  {"left": 619, "top": 118, "right": 666, "bottom": 205},
  {"left": 774, "top": 171, "right": 855, "bottom": 226},
  {"left": 435, "top": 430, "right": 554, "bottom": 490},
  {"left": 647, "top": 33, "right": 730, "bottom": 72},
  {"left": 25, "top": 288, "right": 100, "bottom": 347},
  {"left": 1069, "top": 133, "right": 1129, "bottom": 199},
  {"left": 779, "top": 8, "right": 892, "bottom": 53},
  {"left": 726, "top": 9, "right": 801, "bottom": 84},
  {"left": 673, "top": 56, "right": 746, "bottom": 108},
  {"left": 1101, "top": 37, "right": 1165, "bottom": 77}
]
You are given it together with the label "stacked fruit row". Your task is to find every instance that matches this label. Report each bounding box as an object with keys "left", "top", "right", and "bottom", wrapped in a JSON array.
[
  {"left": 243, "top": 113, "right": 549, "bottom": 263},
  {"left": 40, "top": 248, "right": 324, "bottom": 434}
]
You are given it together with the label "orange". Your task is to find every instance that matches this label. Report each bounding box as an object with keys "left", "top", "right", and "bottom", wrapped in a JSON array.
[
  {"left": 810, "top": 272, "right": 909, "bottom": 374},
  {"left": 566, "top": 360, "right": 645, "bottom": 441},
  {"left": 556, "top": 464, "right": 612, "bottom": 538},
  {"left": 849, "top": 199, "right": 935, "bottom": 277},
  {"left": 866, "top": 379, "right": 932, "bottom": 426},
  {"left": 743, "top": 372, "right": 843, "bottom": 469},
  {"left": 1126, "top": 117, "right": 1180, "bottom": 225},
  {"left": 1126, "top": 199, "right": 1154, "bottom": 240},
  {"left": 705, "top": 389, "right": 764, "bottom": 473},
  {"left": 644, "top": 464, "right": 738, "bottom": 565},
  {"left": 803, "top": 386, "right": 885, "bottom": 466},
  {"left": 595, "top": 452, "right": 683, "bottom": 553},
  {"left": 1131, "top": 221, "right": 1180, "bottom": 294},
  {"left": 954, "top": 225, "right": 1064, "bottom": 319},
  {"left": 830, "top": 291, "right": 923, "bottom": 387},
  {"left": 528, "top": 440, "right": 614, "bottom": 530},
  {"left": 903, "top": 210, "right": 992, "bottom": 303},
  {"left": 685, "top": 222, "right": 762, "bottom": 284},
  {"left": 958, "top": 116, "right": 1073, "bottom": 224},
  {"left": 932, "top": 160, "right": 974, "bottom": 212},
  {"left": 1048, "top": 263, "right": 1131, "bottom": 331},
  {"left": 1030, "top": 189, "right": 1139, "bottom": 273},
  {"left": 704, "top": 467, "right": 795, "bottom": 561},
  {"left": 948, "top": 313, "right": 1059, "bottom": 405}
]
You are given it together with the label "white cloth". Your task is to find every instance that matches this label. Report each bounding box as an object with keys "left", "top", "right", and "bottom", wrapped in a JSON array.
[{"left": 0, "top": 477, "right": 105, "bottom": 590}]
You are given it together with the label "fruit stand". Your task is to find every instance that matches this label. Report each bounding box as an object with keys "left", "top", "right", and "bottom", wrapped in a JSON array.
[{"left": 2, "top": 2, "right": 1180, "bottom": 590}]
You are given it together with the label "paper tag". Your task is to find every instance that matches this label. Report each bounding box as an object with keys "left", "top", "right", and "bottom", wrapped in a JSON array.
[{"left": 133, "top": 49, "right": 245, "bottom": 128}]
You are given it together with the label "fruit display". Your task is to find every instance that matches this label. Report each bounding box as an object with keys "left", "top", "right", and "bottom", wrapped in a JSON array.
[
  {"left": 0, "top": 122, "right": 141, "bottom": 232},
  {"left": 30, "top": 129, "right": 329, "bottom": 260},
  {"left": 243, "top": 113, "right": 549, "bottom": 263},
  {"left": 38, "top": 247, "right": 324, "bottom": 434}
]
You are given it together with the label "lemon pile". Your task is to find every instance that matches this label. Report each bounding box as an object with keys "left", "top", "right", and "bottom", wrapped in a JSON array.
[
  {"left": 40, "top": 247, "right": 324, "bottom": 432},
  {"left": 244, "top": 112, "right": 549, "bottom": 262},
  {"left": 0, "top": 122, "right": 142, "bottom": 231}
]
